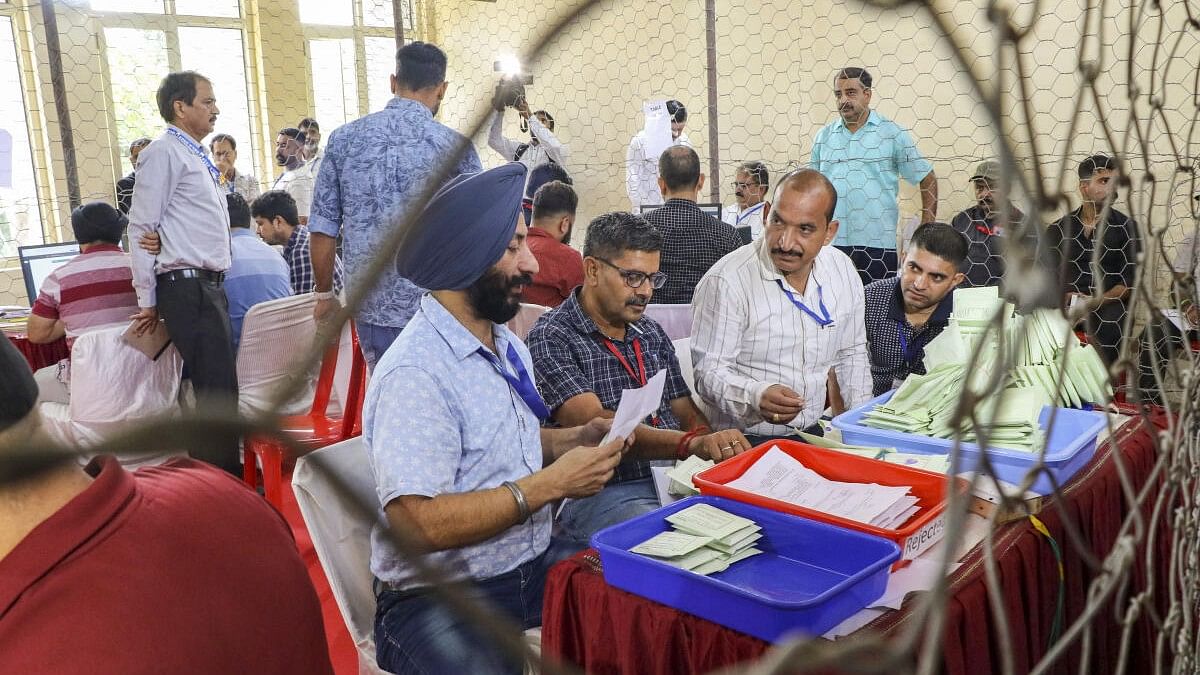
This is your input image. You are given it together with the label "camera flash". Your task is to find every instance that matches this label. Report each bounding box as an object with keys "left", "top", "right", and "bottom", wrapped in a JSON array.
[{"left": 496, "top": 54, "right": 522, "bottom": 77}]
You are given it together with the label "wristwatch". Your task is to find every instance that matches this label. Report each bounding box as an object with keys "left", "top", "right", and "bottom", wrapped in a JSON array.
[{"left": 314, "top": 290, "right": 337, "bottom": 301}]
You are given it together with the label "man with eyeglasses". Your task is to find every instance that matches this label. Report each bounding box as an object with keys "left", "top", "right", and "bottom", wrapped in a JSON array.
[
  {"left": 692, "top": 169, "right": 871, "bottom": 445},
  {"left": 722, "top": 161, "right": 770, "bottom": 243},
  {"left": 527, "top": 211, "right": 750, "bottom": 545},
  {"left": 643, "top": 146, "right": 742, "bottom": 305}
]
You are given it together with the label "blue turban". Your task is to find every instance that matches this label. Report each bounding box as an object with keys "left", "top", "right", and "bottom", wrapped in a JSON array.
[{"left": 396, "top": 162, "right": 528, "bottom": 291}]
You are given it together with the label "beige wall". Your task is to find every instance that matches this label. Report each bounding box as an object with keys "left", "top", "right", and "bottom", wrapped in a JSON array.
[{"left": 430, "top": 0, "right": 1196, "bottom": 295}]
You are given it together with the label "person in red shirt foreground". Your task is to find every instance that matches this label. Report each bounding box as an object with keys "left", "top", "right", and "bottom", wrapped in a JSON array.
[{"left": 0, "top": 337, "right": 333, "bottom": 674}]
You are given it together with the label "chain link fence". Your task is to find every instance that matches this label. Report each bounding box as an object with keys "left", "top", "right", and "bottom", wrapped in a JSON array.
[{"left": 1, "top": 0, "right": 1198, "bottom": 672}]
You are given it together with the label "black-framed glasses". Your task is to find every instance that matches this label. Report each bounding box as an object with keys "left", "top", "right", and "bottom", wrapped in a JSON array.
[{"left": 593, "top": 257, "right": 668, "bottom": 290}]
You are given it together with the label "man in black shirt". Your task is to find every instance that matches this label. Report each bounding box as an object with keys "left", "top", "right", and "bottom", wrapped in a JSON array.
[
  {"left": 949, "top": 159, "right": 1028, "bottom": 287},
  {"left": 643, "top": 146, "right": 741, "bottom": 304},
  {"left": 114, "top": 137, "right": 151, "bottom": 214},
  {"left": 1044, "top": 154, "right": 1140, "bottom": 364},
  {"left": 864, "top": 222, "right": 967, "bottom": 396}
]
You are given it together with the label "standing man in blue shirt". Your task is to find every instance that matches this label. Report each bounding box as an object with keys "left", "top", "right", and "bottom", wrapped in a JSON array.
[
  {"left": 309, "top": 41, "right": 482, "bottom": 370},
  {"left": 810, "top": 67, "right": 938, "bottom": 284},
  {"left": 127, "top": 71, "right": 239, "bottom": 473}
]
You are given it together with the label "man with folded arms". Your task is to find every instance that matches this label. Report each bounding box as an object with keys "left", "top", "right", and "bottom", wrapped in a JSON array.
[
  {"left": 691, "top": 169, "right": 872, "bottom": 445},
  {"left": 127, "top": 70, "right": 238, "bottom": 473},
  {"left": 527, "top": 211, "right": 749, "bottom": 544},
  {"left": 366, "top": 163, "right": 627, "bottom": 675},
  {"left": 864, "top": 222, "right": 967, "bottom": 396}
]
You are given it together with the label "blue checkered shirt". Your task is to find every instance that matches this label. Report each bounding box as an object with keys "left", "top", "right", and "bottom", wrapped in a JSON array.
[
  {"left": 282, "top": 224, "right": 343, "bottom": 295},
  {"left": 526, "top": 289, "right": 691, "bottom": 483}
]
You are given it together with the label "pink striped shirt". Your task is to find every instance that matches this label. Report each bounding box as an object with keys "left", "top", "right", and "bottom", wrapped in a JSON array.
[{"left": 31, "top": 245, "right": 139, "bottom": 339}]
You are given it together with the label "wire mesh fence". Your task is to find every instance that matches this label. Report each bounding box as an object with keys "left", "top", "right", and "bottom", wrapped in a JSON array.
[{"left": 1, "top": 0, "right": 1199, "bottom": 673}]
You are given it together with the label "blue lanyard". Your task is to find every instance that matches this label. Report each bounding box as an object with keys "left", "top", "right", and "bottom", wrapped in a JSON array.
[
  {"left": 775, "top": 279, "right": 833, "bottom": 328},
  {"left": 736, "top": 202, "right": 765, "bottom": 227},
  {"left": 477, "top": 343, "right": 551, "bottom": 421},
  {"left": 896, "top": 322, "right": 924, "bottom": 367},
  {"left": 166, "top": 127, "right": 221, "bottom": 186}
]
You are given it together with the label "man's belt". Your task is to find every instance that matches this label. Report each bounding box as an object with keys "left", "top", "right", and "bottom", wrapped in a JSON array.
[{"left": 156, "top": 268, "right": 225, "bottom": 283}]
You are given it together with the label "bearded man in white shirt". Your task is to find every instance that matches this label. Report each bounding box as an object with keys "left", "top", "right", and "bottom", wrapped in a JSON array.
[{"left": 691, "top": 168, "right": 872, "bottom": 445}]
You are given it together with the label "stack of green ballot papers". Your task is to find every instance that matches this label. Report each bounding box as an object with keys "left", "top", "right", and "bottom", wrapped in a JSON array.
[
  {"left": 859, "top": 286, "right": 1111, "bottom": 452},
  {"left": 666, "top": 455, "right": 716, "bottom": 496},
  {"left": 629, "top": 503, "right": 763, "bottom": 576}
]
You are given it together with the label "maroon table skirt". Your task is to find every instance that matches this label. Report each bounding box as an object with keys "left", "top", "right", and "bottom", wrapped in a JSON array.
[
  {"left": 542, "top": 414, "right": 1170, "bottom": 675},
  {"left": 7, "top": 333, "right": 69, "bottom": 371}
]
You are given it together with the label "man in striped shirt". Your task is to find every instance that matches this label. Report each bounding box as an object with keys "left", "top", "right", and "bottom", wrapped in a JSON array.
[{"left": 28, "top": 202, "right": 140, "bottom": 403}]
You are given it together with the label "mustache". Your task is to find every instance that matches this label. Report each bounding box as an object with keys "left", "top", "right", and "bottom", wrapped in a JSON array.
[
  {"left": 626, "top": 296, "right": 649, "bottom": 308},
  {"left": 507, "top": 273, "right": 534, "bottom": 290},
  {"left": 771, "top": 247, "right": 803, "bottom": 258}
]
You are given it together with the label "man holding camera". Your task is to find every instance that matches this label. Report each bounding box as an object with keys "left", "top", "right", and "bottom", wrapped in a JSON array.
[{"left": 489, "top": 77, "right": 567, "bottom": 171}]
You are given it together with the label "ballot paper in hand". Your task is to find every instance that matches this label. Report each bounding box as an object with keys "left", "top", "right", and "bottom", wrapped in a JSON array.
[
  {"left": 602, "top": 369, "right": 667, "bottom": 444},
  {"left": 666, "top": 455, "right": 715, "bottom": 496}
]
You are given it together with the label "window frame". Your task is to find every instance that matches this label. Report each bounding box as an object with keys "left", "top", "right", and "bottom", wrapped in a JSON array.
[
  {"left": 301, "top": 0, "right": 416, "bottom": 121},
  {"left": 90, "top": 0, "right": 266, "bottom": 181}
]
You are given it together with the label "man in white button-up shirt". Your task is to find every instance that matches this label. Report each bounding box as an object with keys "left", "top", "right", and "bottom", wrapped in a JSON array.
[
  {"left": 691, "top": 168, "right": 872, "bottom": 443},
  {"left": 626, "top": 99, "right": 691, "bottom": 210},
  {"left": 128, "top": 71, "right": 239, "bottom": 473}
]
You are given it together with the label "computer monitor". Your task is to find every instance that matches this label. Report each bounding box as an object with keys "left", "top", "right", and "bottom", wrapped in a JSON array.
[{"left": 18, "top": 242, "right": 80, "bottom": 305}]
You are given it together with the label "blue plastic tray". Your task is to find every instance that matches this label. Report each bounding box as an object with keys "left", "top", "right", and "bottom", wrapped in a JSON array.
[
  {"left": 590, "top": 496, "right": 901, "bottom": 642},
  {"left": 832, "top": 391, "right": 1107, "bottom": 494}
]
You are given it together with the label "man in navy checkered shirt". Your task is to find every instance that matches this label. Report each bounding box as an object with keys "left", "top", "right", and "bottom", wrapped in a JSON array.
[
  {"left": 864, "top": 222, "right": 967, "bottom": 396},
  {"left": 527, "top": 212, "right": 749, "bottom": 546}
]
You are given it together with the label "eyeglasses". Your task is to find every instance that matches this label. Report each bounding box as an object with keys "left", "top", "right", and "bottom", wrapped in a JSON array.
[
  {"left": 593, "top": 257, "right": 667, "bottom": 290},
  {"left": 730, "top": 181, "right": 760, "bottom": 190}
]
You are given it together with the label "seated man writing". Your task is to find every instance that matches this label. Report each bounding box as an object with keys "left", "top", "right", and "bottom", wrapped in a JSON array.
[
  {"left": 691, "top": 168, "right": 872, "bottom": 445},
  {"left": 526, "top": 211, "right": 749, "bottom": 545},
  {"left": 366, "top": 163, "right": 627, "bottom": 675},
  {"left": 864, "top": 222, "right": 967, "bottom": 396}
]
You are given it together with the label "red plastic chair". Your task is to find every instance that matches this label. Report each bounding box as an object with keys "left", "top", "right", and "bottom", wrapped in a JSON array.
[{"left": 243, "top": 327, "right": 368, "bottom": 508}]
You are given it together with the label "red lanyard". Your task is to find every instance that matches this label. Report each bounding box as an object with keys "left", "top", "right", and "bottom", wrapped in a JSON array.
[{"left": 603, "top": 337, "right": 661, "bottom": 426}]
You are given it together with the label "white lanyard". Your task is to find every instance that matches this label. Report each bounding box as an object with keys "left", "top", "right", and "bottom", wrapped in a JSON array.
[{"left": 736, "top": 202, "right": 765, "bottom": 227}]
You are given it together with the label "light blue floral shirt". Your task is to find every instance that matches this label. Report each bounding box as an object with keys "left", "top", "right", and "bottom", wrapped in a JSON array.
[
  {"left": 365, "top": 293, "right": 549, "bottom": 588},
  {"left": 309, "top": 97, "right": 482, "bottom": 327},
  {"left": 810, "top": 110, "right": 933, "bottom": 249}
]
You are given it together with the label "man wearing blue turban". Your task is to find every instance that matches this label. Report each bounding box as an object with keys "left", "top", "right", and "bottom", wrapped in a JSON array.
[{"left": 365, "top": 163, "right": 630, "bottom": 675}]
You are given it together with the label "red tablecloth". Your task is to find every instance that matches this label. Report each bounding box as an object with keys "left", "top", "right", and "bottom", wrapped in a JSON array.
[
  {"left": 6, "top": 333, "right": 69, "bottom": 371},
  {"left": 542, "top": 414, "right": 1171, "bottom": 675}
]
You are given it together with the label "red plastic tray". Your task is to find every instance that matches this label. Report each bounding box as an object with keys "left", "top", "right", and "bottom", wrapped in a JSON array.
[{"left": 693, "top": 439, "right": 969, "bottom": 570}]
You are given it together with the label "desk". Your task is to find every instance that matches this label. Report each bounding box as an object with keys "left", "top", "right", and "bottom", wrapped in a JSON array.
[
  {"left": 6, "top": 332, "right": 69, "bottom": 371},
  {"left": 542, "top": 414, "right": 1170, "bottom": 674}
]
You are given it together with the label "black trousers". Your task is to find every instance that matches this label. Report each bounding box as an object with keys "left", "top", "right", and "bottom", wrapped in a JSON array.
[
  {"left": 157, "top": 276, "right": 240, "bottom": 474},
  {"left": 1137, "top": 312, "right": 1194, "bottom": 403},
  {"left": 835, "top": 246, "right": 898, "bottom": 285},
  {"left": 1082, "top": 300, "right": 1127, "bottom": 366}
]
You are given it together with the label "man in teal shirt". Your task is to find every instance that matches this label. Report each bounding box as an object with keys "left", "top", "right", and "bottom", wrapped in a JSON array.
[{"left": 810, "top": 67, "right": 938, "bottom": 284}]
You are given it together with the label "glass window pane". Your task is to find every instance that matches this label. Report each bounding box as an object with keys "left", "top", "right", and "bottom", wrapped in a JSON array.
[
  {"left": 365, "top": 37, "right": 395, "bottom": 113},
  {"left": 179, "top": 27, "right": 255, "bottom": 178},
  {"left": 174, "top": 0, "right": 240, "bottom": 18},
  {"left": 309, "top": 39, "right": 358, "bottom": 128},
  {"left": 363, "top": 0, "right": 393, "bottom": 29},
  {"left": 103, "top": 27, "right": 168, "bottom": 177},
  {"left": 0, "top": 17, "right": 42, "bottom": 254},
  {"left": 89, "top": 0, "right": 164, "bottom": 13},
  {"left": 299, "top": 0, "right": 352, "bottom": 26}
]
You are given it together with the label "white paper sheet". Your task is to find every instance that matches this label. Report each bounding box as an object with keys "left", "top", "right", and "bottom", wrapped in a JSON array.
[
  {"left": 641, "top": 100, "right": 674, "bottom": 162},
  {"left": 602, "top": 369, "right": 667, "bottom": 444},
  {"left": 725, "top": 446, "right": 916, "bottom": 527}
]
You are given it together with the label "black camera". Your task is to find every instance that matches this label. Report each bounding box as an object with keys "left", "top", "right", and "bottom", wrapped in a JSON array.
[{"left": 493, "top": 62, "right": 533, "bottom": 111}]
